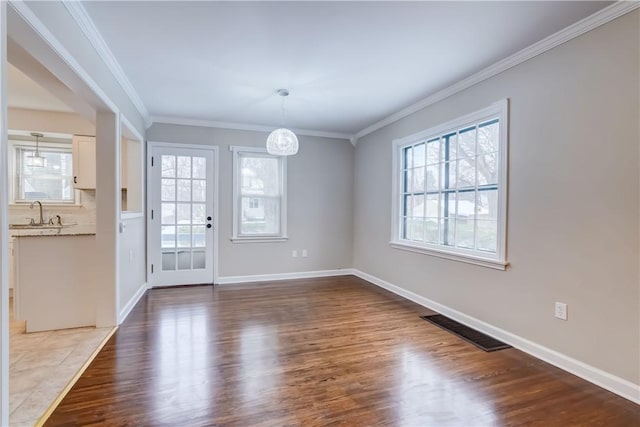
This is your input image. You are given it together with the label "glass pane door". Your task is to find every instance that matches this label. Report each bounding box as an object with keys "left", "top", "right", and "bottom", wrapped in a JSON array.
[{"left": 149, "top": 146, "right": 215, "bottom": 286}]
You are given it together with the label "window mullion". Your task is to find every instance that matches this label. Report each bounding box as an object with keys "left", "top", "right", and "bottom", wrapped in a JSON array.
[
  {"left": 473, "top": 126, "right": 480, "bottom": 251},
  {"left": 442, "top": 136, "right": 449, "bottom": 246},
  {"left": 451, "top": 133, "right": 457, "bottom": 248}
]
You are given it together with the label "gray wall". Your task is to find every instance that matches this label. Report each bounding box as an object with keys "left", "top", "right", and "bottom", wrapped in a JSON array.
[
  {"left": 146, "top": 124, "right": 354, "bottom": 277},
  {"left": 353, "top": 11, "right": 639, "bottom": 384}
]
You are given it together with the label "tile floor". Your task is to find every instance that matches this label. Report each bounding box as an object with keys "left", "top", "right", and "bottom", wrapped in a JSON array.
[{"left": 9, "top": 298, "right": 112, "bottom": 426}]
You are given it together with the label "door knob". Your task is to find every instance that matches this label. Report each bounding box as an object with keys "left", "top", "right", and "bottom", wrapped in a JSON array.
[
  {"left": 207, "top": 216, "right": 212, "bottom": 221},
  {"left": 206, "top": 224, "right": 212, "bottom": 229}
]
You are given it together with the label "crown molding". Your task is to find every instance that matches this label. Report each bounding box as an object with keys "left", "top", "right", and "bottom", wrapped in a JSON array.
[
  {"left": 151, "top": 115, "right": 354, "bottom": 141},
  {"left": 61, "top": 1, "right": 152, "bottom": 128},
  {"left": 353, "top": 1, "right": 640, "bottom": 144}
]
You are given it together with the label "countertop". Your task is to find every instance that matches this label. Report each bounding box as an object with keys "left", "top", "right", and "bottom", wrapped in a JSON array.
[{"left": 10, "top": 224, "right": 96, "bottom": 237}]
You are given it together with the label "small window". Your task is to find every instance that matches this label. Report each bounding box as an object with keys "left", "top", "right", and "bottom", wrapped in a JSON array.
[
  {"left": 391, "top": 100, "right": 508, "bottom": 269},
  {"left": 231, "top": 146, "right": 287, "bottom": 242},
  {"left": 12, "top": 141, "right": 75, "bottom": 204}
]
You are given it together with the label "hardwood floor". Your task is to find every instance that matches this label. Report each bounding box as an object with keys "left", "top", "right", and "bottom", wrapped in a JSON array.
[{"left": 46, "top": 276, "right": 639, "bottom": 426}]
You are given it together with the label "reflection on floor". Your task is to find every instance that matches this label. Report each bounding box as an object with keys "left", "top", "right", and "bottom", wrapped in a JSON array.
[{"left": 9, "top": 298, "right": 111, "bottom": 426}]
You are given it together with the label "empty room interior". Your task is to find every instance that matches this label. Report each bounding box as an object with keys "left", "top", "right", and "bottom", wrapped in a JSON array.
[{"left": 0, "top": 1, "right": 638, "bottom": 426}]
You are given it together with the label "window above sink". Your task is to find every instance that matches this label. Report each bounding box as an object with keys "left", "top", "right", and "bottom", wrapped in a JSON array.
[{"left": 8, "top": 131, "right": 79, "bottom": 205}]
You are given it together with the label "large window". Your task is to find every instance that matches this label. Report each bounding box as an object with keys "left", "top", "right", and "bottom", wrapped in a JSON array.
[
  {"left": 391, "top": 100, "right": 508, "bottom": 269},
  {"left": 12, "top": 141, "right": 75, "bottom": 204},
  {"left": 231, "top": 146, "right": 287, "bottom": 242}
]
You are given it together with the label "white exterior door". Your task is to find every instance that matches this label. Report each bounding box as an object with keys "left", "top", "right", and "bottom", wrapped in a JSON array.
[{"left": 148, "top": 144, "right": 216, "bottom": 286}]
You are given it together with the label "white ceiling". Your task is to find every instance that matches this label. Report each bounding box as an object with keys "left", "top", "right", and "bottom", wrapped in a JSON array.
[
  {"left": 82, "top": 1, "right": 611, "bottom": 135},
  {"left": 7, "top": 63, "right": 74, "bottom": 113}
]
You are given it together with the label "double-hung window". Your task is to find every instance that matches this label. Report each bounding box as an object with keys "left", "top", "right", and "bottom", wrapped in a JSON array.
[
  {"left": 11, "top": 139, "right": 75, "bottom": 204},
  {"left": 231, "top": 146, "right": 287, "bottom": 242},
  {"left": 391, "top": 100, "right": 508, "bottom": 269}
]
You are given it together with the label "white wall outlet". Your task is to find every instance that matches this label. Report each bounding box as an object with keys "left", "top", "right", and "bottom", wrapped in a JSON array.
[
  {"left": 302, "top": 249, "right": 308, "bottom": 257},
  {"left": 129, "top": 249, "right": 134, "bottom": 263},
  {"left": 292, "top": 250, "right": 298, "bottom": 258},
  {"left": 555, "top": 302, "right": 568, "bottom": 320}
]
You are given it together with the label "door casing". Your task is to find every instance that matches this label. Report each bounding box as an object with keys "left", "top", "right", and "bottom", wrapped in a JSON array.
[{"left": 146, "top": 141, "right": 219, "bottom": 286}]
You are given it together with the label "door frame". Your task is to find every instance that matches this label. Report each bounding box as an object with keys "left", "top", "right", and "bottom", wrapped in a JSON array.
[{"left": 146, "top": 141, "right": 219, "bottom": 286}]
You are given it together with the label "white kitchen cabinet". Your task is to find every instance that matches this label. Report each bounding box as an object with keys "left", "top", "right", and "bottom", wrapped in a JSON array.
[
  {"left": 14, "top": 234, "right": 97, "bottom": 332},
  {"left": 72, "top": 135, "right": 96, "bottom": 189},
  {"left": 72, "top": 135, "right": 128, "bottom": 190}
]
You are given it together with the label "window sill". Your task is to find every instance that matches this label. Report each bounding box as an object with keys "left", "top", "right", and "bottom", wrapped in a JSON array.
[
  {"left": 389, "top": 240, "right": 508, "bottom": 270},
  {"left": 231, "top": 236, "right": 288, "bottom": 244}
]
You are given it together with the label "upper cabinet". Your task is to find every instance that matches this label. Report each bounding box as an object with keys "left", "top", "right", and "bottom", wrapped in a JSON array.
[
  {"left": 72, "top": 135, "right": 96, "bottom": 190},
  {"left": 72, "top": 135, "right": 128, "bottom": 190}
]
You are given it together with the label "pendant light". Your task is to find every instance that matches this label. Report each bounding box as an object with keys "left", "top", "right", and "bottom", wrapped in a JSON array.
[
  {"left": 26, "top": 132, "right": 46, "bottom": 168},
  {"left": 266, "top": 89, "right": 299, "bottom": 156}
]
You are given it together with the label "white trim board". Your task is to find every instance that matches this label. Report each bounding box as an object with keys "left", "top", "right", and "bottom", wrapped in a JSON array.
[
  {"left": 217, "top": 269, "right": 355, "bottom": 285},
  {"left": 118, "top": 282, "right": 149, "bottom": 324},
  {"left": 61, "top": 1, "right": 151, "bottom": 128},
  {"left": 351, "top": 269, "right": 640, "bottom": 404},
  {"left": 353, "top": 1, "right": 640, "bottom": 143},
  {"left": 146, "top": 141, "right": 219, "bottom": 287},
  {"left": 151, "top": 115, "right": 353, "bottom": 142},
  {"left": 0, "top": 3, "right": 9, "bottom": 424}
]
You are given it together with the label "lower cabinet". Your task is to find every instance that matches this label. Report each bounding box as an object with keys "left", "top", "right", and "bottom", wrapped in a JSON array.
[{"left": 14, "top": 234, "right": 97, "bottom": 332}]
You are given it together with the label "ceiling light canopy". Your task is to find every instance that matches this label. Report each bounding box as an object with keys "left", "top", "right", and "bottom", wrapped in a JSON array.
[{"left": 267, "top": 89, "right": 298, "bottom": 156}]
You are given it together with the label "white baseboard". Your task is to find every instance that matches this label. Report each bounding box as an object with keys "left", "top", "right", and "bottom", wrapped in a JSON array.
[
  {"left": 351, "top": 269, "right": 640, "bottom": 404},
  {"left": 217, "top": 268, "right": 355, "bottom": 285},
  {"left": 118, "top": 282, "right": 149, "bottom": 324}
]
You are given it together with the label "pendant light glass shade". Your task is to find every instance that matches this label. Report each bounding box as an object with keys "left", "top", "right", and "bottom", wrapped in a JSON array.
[
  {"left": 26, "top": 132, "right": 46, "bottom": 167},
  {"left": 266, "top": 128, "right": 299, "bottom": 156},
  {"left": 26, "top": 153, "right": 46, "bottom": 167},
  {"left": 267, "top": 88, "right": 298, "bottom": 156}
]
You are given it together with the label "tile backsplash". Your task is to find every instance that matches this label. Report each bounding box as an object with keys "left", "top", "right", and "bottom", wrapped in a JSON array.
[{"left": 8, "top": 190, "right": 96, "bottom": 226}]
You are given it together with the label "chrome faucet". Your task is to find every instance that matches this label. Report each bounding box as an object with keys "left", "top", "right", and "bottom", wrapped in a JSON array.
[{"left": 29, "top": 200, "right": 44, "bottom": 225}]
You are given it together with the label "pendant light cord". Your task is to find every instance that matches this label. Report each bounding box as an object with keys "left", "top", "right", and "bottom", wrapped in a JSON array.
[
  {"left": 277, "top": 88, "right": 290, "bottom": 128},
  {"left": 31, "top": 132, "right": 44, "bottom": 154},
  {"left": 281, "top": 93, "right": 287, "bottom": 127}
]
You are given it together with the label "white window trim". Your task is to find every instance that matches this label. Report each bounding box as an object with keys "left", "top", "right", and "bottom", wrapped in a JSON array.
[
  {"left": 230, "top": 145, "right": 288, "bottom": 243},
  {"left": 8, "top": 138, "right": 81, "bottom": 206},
  {"left": 390, "top": 99, "right": 509, "bottom": 270}
]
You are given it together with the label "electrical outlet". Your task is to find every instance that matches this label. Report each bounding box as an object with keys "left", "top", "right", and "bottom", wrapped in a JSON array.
[
  {"left": 302, "top": 249, "right": 308, "bottom": 257},
  {"left": 555, "top": 302, "right": 568, "bottom": 320},
  {"left": 129, "top": 249, "right": 134, "bottom": 263},
  {"left": 292, "top": 250, "right": 298, "bottom": 258}
]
